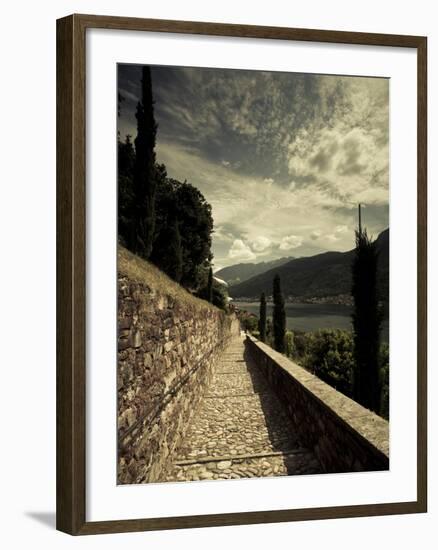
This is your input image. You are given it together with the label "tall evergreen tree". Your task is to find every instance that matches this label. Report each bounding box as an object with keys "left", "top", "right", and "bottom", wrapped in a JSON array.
[
  {"left": 118, "top": 135, "right": 135, "bottom": 245},
  {"left": 207, "top": 267, "right": 213, "bottom": 303},
  {"left": 259, "top": 292, "right": 267, "bottom": 342},
  {"left": 352, "top": 228, "right": 382, "bottom": 413},
  {"left": 273, "top": 275, "right": 286, "bottom": 353},
  {"left": 129, "top": 66, "right": 158, "bottom": 259}
]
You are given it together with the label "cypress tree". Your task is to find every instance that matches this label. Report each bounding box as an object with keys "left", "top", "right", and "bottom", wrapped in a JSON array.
[
  {"left": 259, "top": 292, "right": 267, "bottom": 342},
  {"left": 207, "top": 267, "right": 213, "bottom": 303},
  {"left": 352, "top": 228, "right": 382, "bottom": 412},
  {"left": 273, "top": 275, "right": 286, "bottom": 353},
  {"left": 130, "top": 66, "right": 158, "bottom": 258},
  {"left": 117, "top": 135, "right": 135, "bottom": 245}
]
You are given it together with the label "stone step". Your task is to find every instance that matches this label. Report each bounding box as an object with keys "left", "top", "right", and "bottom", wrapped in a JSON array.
[
  {"left": 175, "top": 447, "right": 309, "bottom": 465},
  {"left": 166, "top": 450, "right": 321, "bottom": 482}
]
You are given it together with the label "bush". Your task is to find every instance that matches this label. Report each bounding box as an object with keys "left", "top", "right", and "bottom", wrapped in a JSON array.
[
  {"left": 195, "top": 271, "right": 229, "bottom": 311},
  {"left": 272, "top": 326, "right": 389, "bottom": 418},
  {"left": 303, "top": 329, "right": 355, "bottom": 397},
  {"left": 289, "top": 330, "right": 308, "bottom": 360},
  {"left": 212, "top": 284, "right": 228, "bottom": 311},
  {"left": 239, "top": 312, "right": 259, "bottom": 333},
  {"left": 285, "top": 330, "right": 295, "bottom": 358}
]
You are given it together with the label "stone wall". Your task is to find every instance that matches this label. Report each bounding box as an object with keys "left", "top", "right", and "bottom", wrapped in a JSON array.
[
  {"left": 117, "top": 247, "right": 239, "bottom": 484},
  {"left": 246, "top": 335, "right": 389, "bottom": 473}
]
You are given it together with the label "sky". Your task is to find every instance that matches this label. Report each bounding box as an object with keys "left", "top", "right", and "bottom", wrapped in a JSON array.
[{"left": 118, "top": 64, "right": 389, "bottom": 270}]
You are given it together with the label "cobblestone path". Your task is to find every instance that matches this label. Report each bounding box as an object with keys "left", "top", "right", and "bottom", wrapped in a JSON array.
[{"left": 165, "top": 335, "right": 322, "bottom": 482}]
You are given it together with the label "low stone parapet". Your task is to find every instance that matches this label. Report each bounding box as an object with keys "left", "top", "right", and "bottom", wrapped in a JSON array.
[{"left": 246, "top": 335, "right": 389, "bottom": 473}]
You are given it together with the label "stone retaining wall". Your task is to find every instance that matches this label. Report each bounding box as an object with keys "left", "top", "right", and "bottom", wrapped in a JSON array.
[
  {"left": 246, "top": 335, "right": 389, "bottom": 473},
  {"left": 117, "top": 247, "right": 239, "bottom": 484}
]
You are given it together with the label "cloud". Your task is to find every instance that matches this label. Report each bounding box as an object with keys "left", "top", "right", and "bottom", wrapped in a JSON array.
[
  {"left": 157, "top": 140, "right": 390, "bottom": 265},
  {"left": 156, "top": 141, "right": 387, "bottom": 267},
  {"left": 279, "top": 235, "right": 304, "bottom": 250},
  {"left": 228, "top": 239, "right": 256, "bottom": 261},
  {"left": 251, "top": 236, "right": 271, "bottom": 252},
  {"left": 119, "top": 67, "right": 388, "bottom": 203},
  {"left": 119, "top": 66, "right": 389, "bottom": 268},
  {"left": 335, "top": 225, "right": 348, "bottom": 234},
  {"left": 327, "top": 225, "right": 350, "bottom": 242}
]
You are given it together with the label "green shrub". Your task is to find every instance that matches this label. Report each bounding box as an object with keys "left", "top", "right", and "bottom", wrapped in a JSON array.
[
  {"left": 274, "top": 326, "right": 389, "bottom": 418},
  {"left": 289, "top": 330, "right": 308, "bottom": 360},
  {"left": 285, "top": 330, "right": 295, "bottom": 358},
  {"left": 239, "top": 313, "right": 259, "bottom": 333},
  {"left": 212, "top": 284, "right": 228, "bottom": 311},
  {"left": 303, "top": 329, "right": 354, "bottom": 397}
]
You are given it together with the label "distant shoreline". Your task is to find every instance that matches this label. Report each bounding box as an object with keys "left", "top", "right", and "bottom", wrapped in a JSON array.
[{"left": 232, "top": 294, "right": 354, "bottom": 306}]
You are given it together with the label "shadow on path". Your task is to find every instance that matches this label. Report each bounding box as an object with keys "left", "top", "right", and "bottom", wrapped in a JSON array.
[{"left": 243, "top": 340, "right": 319, "bottom": 475}]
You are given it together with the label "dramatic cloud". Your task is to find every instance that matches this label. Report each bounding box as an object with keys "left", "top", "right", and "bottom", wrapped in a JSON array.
[
  {"left": 279, "top": 235, "right": 304, "bottom": 251},
  {"left": 228, "top": 239, "right": 256, "bottom": 261},
  {"left": 118, "top": 65, "right": 389, "bottom": 268},
  {"left": 251, "top": 236, "right": 272, "bottom": 252}
]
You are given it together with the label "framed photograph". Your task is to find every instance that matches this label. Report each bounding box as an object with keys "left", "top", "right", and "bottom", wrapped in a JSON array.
[{"left": 56, "top": 14, "right": 427, "bottom": 535}]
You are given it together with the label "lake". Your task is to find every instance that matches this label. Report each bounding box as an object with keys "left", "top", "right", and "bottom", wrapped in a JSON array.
[{"left": 234, "top": 302, "right": 389, "bottom": 343}]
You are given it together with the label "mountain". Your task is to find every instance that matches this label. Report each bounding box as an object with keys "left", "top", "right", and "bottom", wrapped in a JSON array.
[
  {"left": 215, "top": 257, "right": 293, "bottom": 286},
  {"left": 229, "top": 229, "right": 389, "bottom": 302}
]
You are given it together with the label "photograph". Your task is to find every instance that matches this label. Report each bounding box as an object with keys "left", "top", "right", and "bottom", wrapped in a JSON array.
[{"left": 116, "top": 63, "right": 390, "bottom": 485}]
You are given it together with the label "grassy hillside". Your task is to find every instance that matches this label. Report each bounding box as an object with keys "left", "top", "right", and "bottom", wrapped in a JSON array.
[
  {"left": 118, "top": 245, "right": 220, "bottom": 313},
  {"left": 229, "top": 229, "right": 389, "bottom": 302}
]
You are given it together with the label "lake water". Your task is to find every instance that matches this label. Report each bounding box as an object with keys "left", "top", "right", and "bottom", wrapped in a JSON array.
[{"left": 234, "top": 302, "right": 389, "bottom": 343}]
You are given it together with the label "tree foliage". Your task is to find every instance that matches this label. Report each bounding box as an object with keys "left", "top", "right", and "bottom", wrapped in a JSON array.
[
  {"left": 272, "top": 274, "right": 286, "bottom": 353},
  {"left": 152, "top": 213, "right": 183, "bottom": 283},
  {"left": 304, "top": 329, "right": 354, "bottom": 396},
  {"left": 212, "top": 283, "right": 228, "bottom": 310},
  {"left": 258, "top": 292, "right": 267, "bottom": 342},
  {"left": 118, "top": 135, "right": 135, "bottom": 246},
  {"left": 207, "top": 268, "right": 213, "bottom": 303},
  {"left": 286, "top": 327, "right": 388, "bottom": 418},
  {"left": 351, "top": 229, "right": 383, "bottom": 413},
  {"left": 173, "top": 181, "right": 213, "bottom": 289},
  {"left": 239, "top": 312, "right": 259, "bottom": 333},
  {"left": 118, "top": 66, "right": 214, "bottom": 290},
  {"left": 150, "top": 177, "right": 213, "bottom": 289},
  {"left": 128, "top": 66, "right": 158, "bottom": 259},
  {"left": 379, "top": 343, "right": 389, "bottom": 420}
]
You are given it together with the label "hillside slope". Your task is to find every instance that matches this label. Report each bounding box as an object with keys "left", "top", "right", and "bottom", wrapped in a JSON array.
[
  {"left": 229, "top": 229, "right": 389, "bottom": 301},
  {"left": 118, "top": 245, "right": 220, "bottom": 313},
  {"left": 215, "top": 256, "right": 292, "bottom": 286}
]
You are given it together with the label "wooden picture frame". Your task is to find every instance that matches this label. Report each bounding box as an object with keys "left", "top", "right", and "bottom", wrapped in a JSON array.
[{"left": 56, "top": 13, "right": 427, "bottom": 535}]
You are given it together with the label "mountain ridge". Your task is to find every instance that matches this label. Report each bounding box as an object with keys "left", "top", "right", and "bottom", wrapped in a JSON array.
[
  {"left": 215, "top": 256, "right": 293, "bottom": 286},
  {"left": 228, "top": 228, "right": 389, "bottom": 302}
]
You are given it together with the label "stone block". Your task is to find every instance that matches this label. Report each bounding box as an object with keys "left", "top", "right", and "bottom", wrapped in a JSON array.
[
  {"left": 117, "top": 268, "right": 235, "bottom": 484},
  {"left": 164, "top": 341, "right": 173, "bottom": 353},
  {"left": 118, "top": 338, "right": 130, "bottom": 351},
  {"left": 118, "top": 317, "right": 131, "bottom": 330}
]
